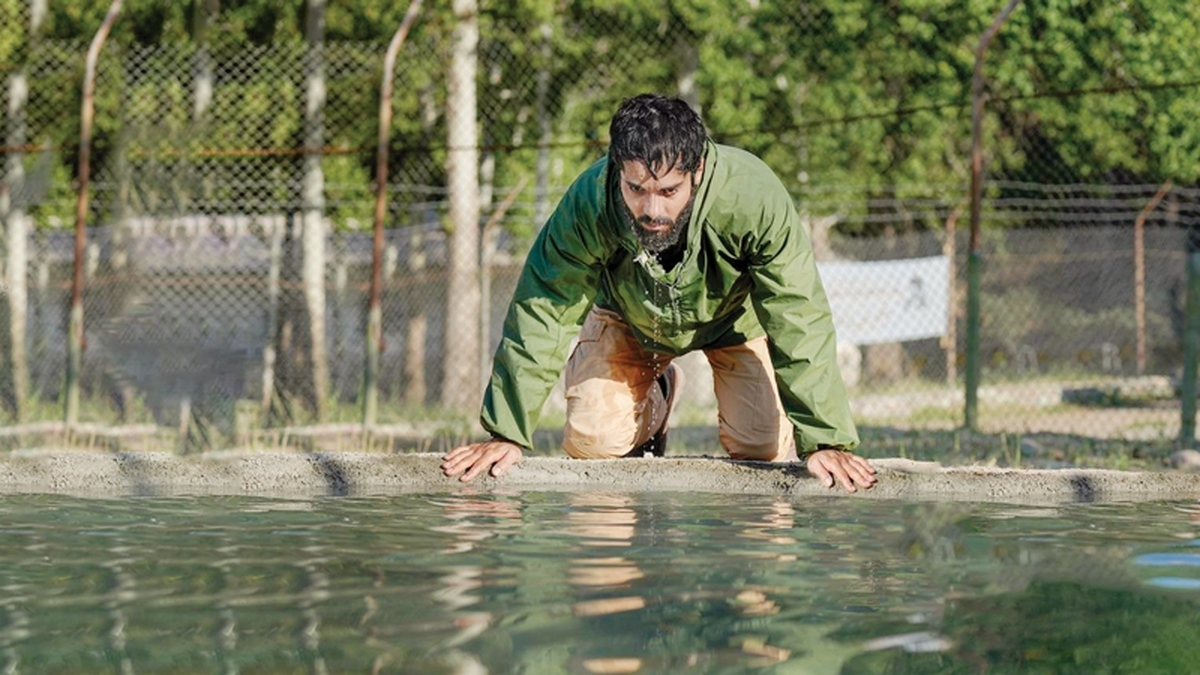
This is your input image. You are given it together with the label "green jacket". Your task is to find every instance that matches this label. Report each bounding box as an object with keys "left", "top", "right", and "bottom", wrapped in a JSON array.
[{"left": 481, "top": 141, "right": 859, "bottom": 453}]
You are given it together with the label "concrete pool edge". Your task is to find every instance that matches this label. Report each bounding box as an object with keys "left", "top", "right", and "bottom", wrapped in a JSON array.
[{"left": 1, "top": 450, "right": 1198, "bottom": 503}]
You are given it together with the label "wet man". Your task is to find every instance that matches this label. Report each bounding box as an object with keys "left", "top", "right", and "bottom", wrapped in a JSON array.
[{"left": 441, "top": 94, "right": 876, "bottom": 493}]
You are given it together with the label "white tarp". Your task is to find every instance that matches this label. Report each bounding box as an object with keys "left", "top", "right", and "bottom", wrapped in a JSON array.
[{"left": 818, "top": 256, "right": 949, "bottom": 346}]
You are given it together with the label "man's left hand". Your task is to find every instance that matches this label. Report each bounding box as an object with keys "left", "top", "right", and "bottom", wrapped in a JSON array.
[{"left": 804, "top": 449, "right": 877, "bottom": 493}]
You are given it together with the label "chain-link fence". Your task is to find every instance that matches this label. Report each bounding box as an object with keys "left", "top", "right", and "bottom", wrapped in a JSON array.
[{"left": 2, "top": 0, "right": 1198, "bottom": 459}]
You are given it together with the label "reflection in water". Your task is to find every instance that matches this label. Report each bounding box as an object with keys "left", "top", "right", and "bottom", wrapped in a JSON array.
[
  {"left": 427, "top": 492, "right": 522, "bottom": 670},
  {"left": 0, "top": 494, "right": 1198, "bottom": 673},
  {"left": 568, "top": 493, "right": 645, "bottom": 593},
  {"left": 730, "top": 500, "right": 797, "bottom": 619},
  {"left": 96, "top": 540, "right": 138, "bottom": 675},
  {"left": 861, "top": 630, "right": 953, "bottom": 653},
  {"left": 1137, "top": 500, "right": 1200, "bottom": 591},
  {"left": 739, "top": 500, "right": 799, "bottom": 549},
  {"left": 567, "top": 494, "right": 648, "bottom": 673},
  {"left": 559, "top": 495, "right": 810, "bottom": 671},
  {"left": 844, "top": 500, "right": 1200, "bottom": 673},
  {"left": 299, "top": 565, "right": 330, "bottom": 675},
  {"left": 1178, "top": 499, "right": 1200, "bottom": 537}
]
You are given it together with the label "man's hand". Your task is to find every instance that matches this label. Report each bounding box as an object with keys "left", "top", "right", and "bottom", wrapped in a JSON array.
[
  {"left": 804, "top": 449, "right": 877, "bottom": 493},
  {"left": 441, "top": 439, "right": 523, "bottom": 482}
]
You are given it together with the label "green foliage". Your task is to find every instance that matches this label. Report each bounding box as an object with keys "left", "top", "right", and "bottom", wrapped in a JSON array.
[
  {"left": 7, "top": 0, "right": 1196, "bottom": 234},
  {"left": 842, "top": 582, "right": 1200, "bottom": 674},
  {"left": 0, "top": 0, "right": 25, "bottom": 66},
  {"left": 323, "top": 153, "right": 373, "bottom": 229},
  {"left": 991, "top": 0, "right": 1200, "bottom": 182}
]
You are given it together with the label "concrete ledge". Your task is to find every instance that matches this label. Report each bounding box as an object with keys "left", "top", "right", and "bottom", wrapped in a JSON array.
[{"left": 1, "top": 451, "right": 1198, "bottom": 503}]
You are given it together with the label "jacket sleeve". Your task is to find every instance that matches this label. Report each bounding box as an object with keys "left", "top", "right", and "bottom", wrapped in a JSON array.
[
  {"left": 745, "top": 180, "right": 860, "bottom": 453},
  {"left": 479, "top": 171, "right": 608, "bottom": 450}
]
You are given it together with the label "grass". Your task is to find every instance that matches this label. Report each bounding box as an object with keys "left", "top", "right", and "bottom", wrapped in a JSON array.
[
  {"left": 0, "top": 386, "right": 1189, "bottom": 473},
  {"left": 851, "top": 426, "right": 1178, "bottom": 471},
  {"left": 2, "top": 392, "right": 158, "bottom": 427}
]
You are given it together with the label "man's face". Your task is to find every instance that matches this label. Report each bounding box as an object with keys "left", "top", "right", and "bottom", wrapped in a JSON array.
[{"left": 618, "top": 159, "right": 702, "bottom": 253}]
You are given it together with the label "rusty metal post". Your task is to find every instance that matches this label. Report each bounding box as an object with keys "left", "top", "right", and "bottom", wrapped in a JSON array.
[
  {"left": 65, "top": 0, "right": 122, "bottom": 426},
  {"left": 1134, "top": 181, "right": 1171, "bottom": 375},
  {"left": 364, "top": 0, "right": 423, "bottom": 428},
  {"left": 965, "top": 0, "right": 1021, "bottom": 432}
]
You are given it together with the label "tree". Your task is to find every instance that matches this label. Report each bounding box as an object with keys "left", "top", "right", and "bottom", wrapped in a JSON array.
[
  {"left": 442, "top": 0, "right": 481, "bottom": 410},
  {"left": 986, "top": 0, "right": 1200, "bottom": 185},
  {"left": 300, "top": 0, "right": 329, "bottom": 420},
  {"left": 1, "top": 0, "right": 47, "bottom": 423}
]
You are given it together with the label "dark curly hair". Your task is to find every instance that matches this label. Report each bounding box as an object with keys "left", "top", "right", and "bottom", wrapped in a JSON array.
[{"left": 608, "top": 94, "right": 706, "bottom": 178}]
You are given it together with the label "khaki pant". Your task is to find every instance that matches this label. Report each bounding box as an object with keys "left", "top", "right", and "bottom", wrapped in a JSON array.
[{"left": 562, "top": 307, "right": 797, "bottom": 461}]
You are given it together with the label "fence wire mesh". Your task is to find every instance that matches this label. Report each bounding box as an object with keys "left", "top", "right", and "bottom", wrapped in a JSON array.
[{"left": 1, "top": 0, "right": 1198, "bottom": 461}]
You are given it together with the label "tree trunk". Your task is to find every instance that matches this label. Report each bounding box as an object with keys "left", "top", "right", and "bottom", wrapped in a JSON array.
[
  {"left": 192, "top": 0, "right": 217, "bottom": 121},
  {"left": 441, "top": 0, "right": 481, "bottom": 411},
  {"left": 479, "top": 131, "right": 495, "bottom": 395},
  {"left": 533, "top": 23, "right": 552, "bottom": 229},
  {"left": 302, "top": 0, "right": 329, "bottom": 420},
  {"left": 403, "top": 225, "right": 428, "bottom": 407},
  {"left": 262, "top": 216, "right": 284, "bottom": 414},
  {"left": 2, "top": 0, "right": 46, "bottom": 422},
  {"left": 3, "top": 73, "right": 31, "bottom": 421},
  {"left": 865, "top": 342, "right": 910, "bottom": 385},
  {"left": 271, "top": 214, "right": 305, "bottom": 426},
  {"left": 404, "top": 313, "right": 427, "bottom": 407},
  {"left": 676, "top": 39, "right": 700, "bottom": 114}
]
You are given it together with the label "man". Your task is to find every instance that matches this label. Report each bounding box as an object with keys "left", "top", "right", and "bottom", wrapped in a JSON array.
[{"left": 441, "top": 94, "right": 876, "bottom": 493}]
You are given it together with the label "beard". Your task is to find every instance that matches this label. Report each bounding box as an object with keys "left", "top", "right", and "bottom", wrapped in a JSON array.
[{"left": 624, "top": 194, "right": 696, "bottom": 254}]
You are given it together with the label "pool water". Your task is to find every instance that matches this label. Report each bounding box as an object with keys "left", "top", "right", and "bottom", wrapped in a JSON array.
[{"left": 1, "top": 492, "right": 1198, "bottom": 674}]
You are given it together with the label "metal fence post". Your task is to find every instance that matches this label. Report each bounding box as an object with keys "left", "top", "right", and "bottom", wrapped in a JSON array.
[
  {"left": 1181, "top": 214, "right": 1200, "bottom": 448},
  {"left": 365, "top": 0, "right": 423, "bottom": 429},
  {"left": 65, "top": 0, "right": 121, "bottom": 427},
  {"left": 965, "top": 0, "right": 1022, "bottom": 432}
]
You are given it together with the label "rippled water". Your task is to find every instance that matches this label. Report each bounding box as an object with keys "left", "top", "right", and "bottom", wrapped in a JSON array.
[{"left": 0, "top": 492, "right": 1198, "bottom": 674}]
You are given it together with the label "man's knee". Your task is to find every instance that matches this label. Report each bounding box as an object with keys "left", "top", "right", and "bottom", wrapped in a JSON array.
[
  {"left": 721, "top": 428, "right": 795, "bottom": 462},
  {"left": 563, "top": 426, "right": 635, "bottom": 459},
  {"left": 726, "top": 443, "right": 787, "bottom": 462},
  {"left": 562, "top": 384, "right": 643, "bottom": 459}
]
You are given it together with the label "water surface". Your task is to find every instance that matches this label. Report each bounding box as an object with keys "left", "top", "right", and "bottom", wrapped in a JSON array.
[{"left": 1, "top": 492, "right": 1198, "bottom": 673}]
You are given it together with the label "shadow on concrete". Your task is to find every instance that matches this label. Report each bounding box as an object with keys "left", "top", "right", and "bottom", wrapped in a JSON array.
[
  {"left": 114, "top": 452, "right": 162, "bottom": 496},
  {"left": 307, "top": 452, "right": 351, "bottom": 496},
  {"left": 1070, "top": 474, "right": 1097, "bottom": 503}
]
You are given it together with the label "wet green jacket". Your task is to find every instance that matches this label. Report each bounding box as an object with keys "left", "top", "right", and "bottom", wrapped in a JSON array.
[{"left": 481, "top": 141, "right": 859, "bottom": 453}]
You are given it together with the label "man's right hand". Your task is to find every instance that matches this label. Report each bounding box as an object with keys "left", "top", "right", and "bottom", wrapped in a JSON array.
[
  {"left": 804, "top": 449, "right": 877, "bottom": 493},
  {"left": 441, "top": 439, "right": 523, "bottom": 482}
]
